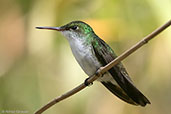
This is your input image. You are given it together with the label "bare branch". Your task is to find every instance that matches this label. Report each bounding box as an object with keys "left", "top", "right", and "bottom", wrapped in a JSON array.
[{"left": 35, "top": 20, "right": 171, "bottom": 114}]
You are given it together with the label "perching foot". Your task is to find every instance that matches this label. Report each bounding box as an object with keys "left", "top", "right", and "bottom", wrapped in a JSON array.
[{"left": 84, "top": 77, "right": 93, "bottom": 86}]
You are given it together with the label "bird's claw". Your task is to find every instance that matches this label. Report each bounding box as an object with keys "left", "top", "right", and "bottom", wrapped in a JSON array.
[{"left": 84, "top": 77, "right": 93, "bottom": 86}]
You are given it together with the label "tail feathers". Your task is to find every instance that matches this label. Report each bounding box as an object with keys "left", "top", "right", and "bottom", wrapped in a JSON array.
[
  {"left": 102, "top": 81, "right": 150, "bottom": 106},
  {"left": 102, "top": 82, "right": 138, "bottom": 106},
  {"left": 121, "top": 76, "right": 151, "bottom": 106},
  {"left": 108, "top": 67, "right": 151, "bottom": 106}
]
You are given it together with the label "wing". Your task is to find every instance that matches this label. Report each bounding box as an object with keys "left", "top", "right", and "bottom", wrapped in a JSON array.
[{"left": 91, "top": 37, "right": 150, "bottom": 106}]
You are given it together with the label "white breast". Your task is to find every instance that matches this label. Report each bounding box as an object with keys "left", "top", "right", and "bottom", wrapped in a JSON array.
[{"left": 68, "top": 39, "right": 101, "bottom": 76}]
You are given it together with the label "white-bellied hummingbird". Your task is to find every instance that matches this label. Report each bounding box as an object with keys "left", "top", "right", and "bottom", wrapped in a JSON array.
[{"left": 36, "top": 21, "right": 150, "bottom": 106}]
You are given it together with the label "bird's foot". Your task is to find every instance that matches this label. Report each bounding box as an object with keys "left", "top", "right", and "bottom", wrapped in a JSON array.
[{"left": 84, "top": 77, "right": 93, "bottom": 86}]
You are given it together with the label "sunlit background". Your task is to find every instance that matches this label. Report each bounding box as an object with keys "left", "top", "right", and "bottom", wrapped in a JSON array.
[{"left": 0, "top": 0, "right": 171, "bottom": 114}]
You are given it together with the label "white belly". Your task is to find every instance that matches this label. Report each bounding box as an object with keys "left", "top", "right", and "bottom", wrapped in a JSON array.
[{"left": 69, "top": 39, "right": 101, "bottom": 76}]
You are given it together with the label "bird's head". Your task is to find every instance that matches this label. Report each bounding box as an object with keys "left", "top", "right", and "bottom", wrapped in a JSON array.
[{"left": 36, "top": 21, "right": 95, "bottom": 41}]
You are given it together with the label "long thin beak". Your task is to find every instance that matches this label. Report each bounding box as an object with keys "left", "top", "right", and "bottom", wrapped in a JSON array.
[{"left": 36, "top": 26, "right": 65, "bottom": 31}]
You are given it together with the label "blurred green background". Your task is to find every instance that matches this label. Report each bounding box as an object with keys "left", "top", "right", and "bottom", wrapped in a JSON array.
[{"left": 0, "top": 0, "right": 171, "bottom": 114}]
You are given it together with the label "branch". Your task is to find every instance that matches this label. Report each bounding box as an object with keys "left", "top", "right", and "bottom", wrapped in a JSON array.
[{"left": 35, "top": 20, "right": 171, "bottom": 114}]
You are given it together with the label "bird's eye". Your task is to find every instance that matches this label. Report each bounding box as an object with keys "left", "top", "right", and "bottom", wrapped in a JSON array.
[{"left": 71, "top": 26, "right": 78, "bottom": 30}]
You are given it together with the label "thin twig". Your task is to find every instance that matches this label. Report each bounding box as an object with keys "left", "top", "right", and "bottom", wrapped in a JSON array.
[{"left": 35, "top": 20, "right": 171, "bottom": 114}]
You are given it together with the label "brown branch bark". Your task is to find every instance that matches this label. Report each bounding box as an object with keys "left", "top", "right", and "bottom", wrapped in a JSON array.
[{"left": 35, "top": 20, "right": 171, "bottom": 114}]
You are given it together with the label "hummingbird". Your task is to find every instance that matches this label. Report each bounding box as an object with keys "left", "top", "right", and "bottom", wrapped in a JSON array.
[{"left": 36, "top": 21, "right": 150, "bottom": 106}]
